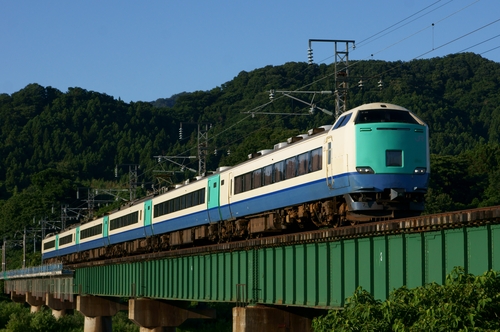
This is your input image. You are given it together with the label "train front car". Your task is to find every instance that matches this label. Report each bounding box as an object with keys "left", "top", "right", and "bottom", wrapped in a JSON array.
[{"left": 342, "top": 103, "right": 429, "bottom": 222}]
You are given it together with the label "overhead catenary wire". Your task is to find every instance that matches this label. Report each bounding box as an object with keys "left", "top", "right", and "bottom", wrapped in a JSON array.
[
  {"left": 459, "top": 34, "right": 500, "bottom": 53},
  {"left": 372, "top": 0, "right": 479, "bottom": 60},
  {"left": 356, "top": 0, "right": 454, "bottom": 49},
  {"left": 481, "top": 44, "right": 500, "bottom": 55},
  {"left": 414, "top": 17, "right": 500, "bottom": 59}
]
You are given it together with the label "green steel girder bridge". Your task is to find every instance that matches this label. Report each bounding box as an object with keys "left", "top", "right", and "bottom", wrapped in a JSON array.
[{"left": 2, "top": 206, "right": 500, "bottom": 331}]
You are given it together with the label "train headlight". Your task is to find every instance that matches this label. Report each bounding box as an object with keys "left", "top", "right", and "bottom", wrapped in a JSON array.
[
  {"left": 414, "top": 167, "right": 426, "bottom": 174},
  {"left": 356, "top": 167, "right": 374, "bottom": 174}
]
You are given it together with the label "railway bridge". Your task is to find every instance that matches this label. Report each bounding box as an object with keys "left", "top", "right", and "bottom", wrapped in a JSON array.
[{"left": 2, "top": 206, "right": 500, "bottom": 331}]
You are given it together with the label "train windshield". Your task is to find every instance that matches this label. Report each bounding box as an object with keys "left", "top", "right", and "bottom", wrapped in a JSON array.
[{"left": 354, "top": 109, "right": 419, "bottom": 124}]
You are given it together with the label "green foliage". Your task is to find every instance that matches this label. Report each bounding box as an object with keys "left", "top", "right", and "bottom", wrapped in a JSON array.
[
  {"left": 29, "top": 309, "right": 58, "bottom": 332},
  {"left": 312, "top": 267, "right": 500, "bottom": 331},
  {"left": 0, "top": 303, "right": 26, "bottom": 330},
  {"left": 1, "top": 53, "right": 500, "bottom": 248},
  {"left": 2, "top": 309, "right": 32, "bottom": 332},
  {"left": 111, "top": 311, "right": 139, "bottom": 332},
  {"left": 0, "top": 305, "right": 84, "bottom": 332}
]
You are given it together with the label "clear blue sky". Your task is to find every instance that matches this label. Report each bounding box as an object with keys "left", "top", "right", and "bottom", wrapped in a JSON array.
[{"left": 1, "top": 0, "right": 499, "bottom": 102}]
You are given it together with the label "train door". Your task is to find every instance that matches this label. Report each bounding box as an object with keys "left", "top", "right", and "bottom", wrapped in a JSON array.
[
  {"left": 325, "top": 136, "right": 335, "bottom": 188},
  {"left": 143, "top": 200, "right": 153, "bottom": 236},
  {"left": 207, "top": 174, "right": 222, "bottom": 222},
  {"left": 76, "top": 226, "right": 80, "bottom": 252},
  {"left": 103, "top": 215, "right": 110, "bottom": 246},
  {"left": 327, "top": 131, "right": 350, "bottom": 189}
]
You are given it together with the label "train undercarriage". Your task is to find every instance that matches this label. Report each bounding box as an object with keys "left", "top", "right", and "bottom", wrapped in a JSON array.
[{"left": 46, "top": 192, "right": 425, "bottom": 265}]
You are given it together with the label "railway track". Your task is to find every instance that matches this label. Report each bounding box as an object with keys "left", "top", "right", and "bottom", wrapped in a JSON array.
[{"left": 66, "top": 205, "right": 500, "bottom": 269}]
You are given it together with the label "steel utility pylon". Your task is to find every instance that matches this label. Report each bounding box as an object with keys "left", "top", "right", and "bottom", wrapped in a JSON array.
[{"left": 308, "top": 39, "right": 355, "bottom": 118}]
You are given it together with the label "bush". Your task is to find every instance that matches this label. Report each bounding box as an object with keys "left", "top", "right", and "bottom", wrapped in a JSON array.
[
  {"left": 313, "top": 267, "right": 500, "bottom": 331},
  {"left": 0, "top": 303, "right": 26, "bottom": 329}
]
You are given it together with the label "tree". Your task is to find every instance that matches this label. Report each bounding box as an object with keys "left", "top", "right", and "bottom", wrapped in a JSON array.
[{"left": 312, "top": 268, "right": 500, "bottom": 331}]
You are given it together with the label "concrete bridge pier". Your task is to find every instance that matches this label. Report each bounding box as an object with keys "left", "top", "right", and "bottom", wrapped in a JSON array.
[
  {"left": 46, "top": 293, "right": 75, "bottom": 319},
  {"left": 77, "top": 295, "right": 127, "bottom": 332},
  {"left": 26, "top": 292, "right": 44, "bottom": 313},
  {"left": 233, "top": 305, "right": 321, "bottom": 332},
  {"left": 129, "top": 298, "right": 216, "bottom": 331}
]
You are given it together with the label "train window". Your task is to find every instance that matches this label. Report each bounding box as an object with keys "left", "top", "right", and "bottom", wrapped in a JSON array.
[
  {"left": 243, "top": 172, "right": 252, "bottom": 192},
  {"left": 333, "top": 113, "right": 352, "bottom": 129},
  {"left": 355, "top": 109, "right": 418, "bottom": 124},
  {"left": 200, "top": 188, "right": 206, "bottom": 204},
  {"left": 81, "top": 224, "right": 103, "bottom": 239},
  {"left": 273, "top": 161, "right": 284, "bottom": 183},
  {"left": 233, "top": 147, "right": 323, "bottom": 195},
  {"left": 332, "top": 115, "right": 345, "bottom": 129},
  {"left": 311, "top": 148, "right": 322, "bottom": 171},
  {"left": 252, "top": 169, "right": 262, "bottom": 189},
  {"left": 153, "top": 188, "right": 206, "bottom": 218},
  {"left": 59, "top": 234, "right": 73, "bottom": 246},
  {"left": 386, "top": 150, "right": 402, "bottom": 166},
  {"left": 44, "top": 240, "right": 55, "bottom": 250},
  {"left": 180, "top": 195, "right": 186, "bottom": 210},
  {"left": 285, "top": 157, "right": 296, "bottom": 179},
  {"left": 110, "top": 211, "right": 139, "bottom": 230},
  {"left": 192, "top": 190, "right": 199, "bottom": 206},
  {"left": 297, "top": 152, "right": 309, "bottom": 175},
  {"left": 327, "top": 142, "right": 332, "bottom": 164},
  {"left": 234, "top": 176, "right": 243, "bottom": 194},
  {"left": 263, "top": 165, "right": 273, "bottom": 186}
]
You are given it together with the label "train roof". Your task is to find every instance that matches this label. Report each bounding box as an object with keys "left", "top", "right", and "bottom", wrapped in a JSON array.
[
  {"left": 348, "top": 102, "right": 411, "bottom": 112},
  {"left": 337, "top": 102, "right": 426, "bottom": 126}
]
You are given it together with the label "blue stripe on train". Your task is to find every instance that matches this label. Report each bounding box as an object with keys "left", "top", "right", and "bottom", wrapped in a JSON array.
[{"left": 44, "top": 172, "right": 427, "bottom": 260}]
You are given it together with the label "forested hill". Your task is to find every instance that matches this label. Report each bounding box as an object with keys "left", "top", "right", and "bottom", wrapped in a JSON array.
[{"left": 1, "top": 52, "right": 500, "bottom": 241}]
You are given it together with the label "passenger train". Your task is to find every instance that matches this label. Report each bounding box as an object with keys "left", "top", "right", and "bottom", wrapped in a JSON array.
[{"left": 42, "top": 102, "right": 430, "bottom": 263}]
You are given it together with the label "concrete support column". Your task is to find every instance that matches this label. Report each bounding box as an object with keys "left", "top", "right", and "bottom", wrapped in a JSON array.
[
  {"left": 46, "top": 293, "right": 75, "bottom": 319},
  {"left": 30, "top": 305, "right": 41, "bottom": 313},
  {"left": 52, "top": 309, "right": 66, "bottom": 319},
  {"left": 76, "top": 295, "right": 127, "bottom": 332},
  {"left": 83, "top": 316, "right": 112, "bottom": 332},
  {"left": 26, "top": 292, "right": 44, "bottom": 313},
  {"left": 233, "top": 305, "right": 317, "bottom": 332},
  {"left": 129, "top": 298, "right": 216, "bottom": 331}
]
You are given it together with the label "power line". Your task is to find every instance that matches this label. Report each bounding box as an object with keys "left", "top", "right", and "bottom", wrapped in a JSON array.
[
  {"left": 415, "top": 17, "right": 500, "bottom": 59},
  {"left": 481, "top": 44, "right": 500, "bottom": 56},
  {"left": 356, "top": 0, "right": 452, "bottom": 49},
  {"left": 458, "top": 33, "right": 500, "bottom": 53}
]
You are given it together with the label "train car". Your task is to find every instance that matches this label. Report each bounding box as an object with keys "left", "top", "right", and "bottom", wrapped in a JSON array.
[
  {"left": 151, "top": 177, "right": 209, "bottom": 245},
  {"left": 220, "top": 125, "right": 330, "bottom": 232},
  {"left": 42, "top": 102, "right": 429, "bottom": 263},
  {"left": 78, "top": 216, "right": 107, "bottom": 251},
  {"left": 339, "top": 102, "right": 429, "bottom": 220},
  {"left": 42, "top": 227, "right": 77, "bottom": 260},
  {"left": 107, "top": 199, "right": 152, "bottom": 245}
]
